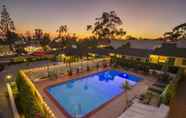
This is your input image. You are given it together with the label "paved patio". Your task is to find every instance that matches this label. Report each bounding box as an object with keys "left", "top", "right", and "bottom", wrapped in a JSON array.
[{"left": 34, "top": 68, "right": 155, "bottom": 118}]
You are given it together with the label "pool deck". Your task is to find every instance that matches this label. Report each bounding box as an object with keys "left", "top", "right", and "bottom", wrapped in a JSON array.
[{"left": 34, "top": 68, "right": 156, "bottom": 118}]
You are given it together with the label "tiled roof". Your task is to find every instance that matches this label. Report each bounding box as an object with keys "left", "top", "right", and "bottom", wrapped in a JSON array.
[
  {"left": 152, "top": 47, "right": 186, "bottom": 58},
  {"left": 115, "top": 48, "right": 152, "bottom": 57}
]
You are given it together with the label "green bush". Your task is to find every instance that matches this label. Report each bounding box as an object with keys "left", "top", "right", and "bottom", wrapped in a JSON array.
[
  {"left": 112, "top": 57, "right": 178, "bottom": 74},
  {"left": 160, "top": 83, "right": 176, "bottom": 105},
  {"left": 67, "top": 69, "right": 73, "bottom": 76},
  {"left": 13, "top": 56, "right": 27, "bottom": 63},
  {"left": 16, "top": 72, "right": 45, "bottom": 118}
]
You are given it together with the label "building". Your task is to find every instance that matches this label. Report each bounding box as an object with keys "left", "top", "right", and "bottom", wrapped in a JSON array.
[
  {"left": 114, "top": 47, "right": 152, "bottom": 62},
  {"left": 149, "top": 43, "right": 186, "bottom": 69}
]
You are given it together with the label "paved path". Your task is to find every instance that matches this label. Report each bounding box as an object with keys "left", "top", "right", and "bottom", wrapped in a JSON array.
[
  {"left": 168, "top": 79, "right": 186, "bottom": 118},
  {"left": 0, "top": 60, "right": 59, "bottom": 118},
  {"left": 0, "top": 76, "right": 12, "bottom": 118}
]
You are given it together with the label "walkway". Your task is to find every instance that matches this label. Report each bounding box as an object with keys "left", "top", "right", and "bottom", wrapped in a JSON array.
[
  {"left": 0, "top": 76, "right": 12, "bottom": 118},
  {"left": 168, "top": 79, "right": 186, "bottom": 118}
]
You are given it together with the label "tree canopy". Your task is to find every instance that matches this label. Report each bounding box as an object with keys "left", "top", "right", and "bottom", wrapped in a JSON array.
[
  {"left": 88, "top": 11, "right": 126, "bottom": 40},
  {"left": 0, "top": 5, "right": 15, "bottom": 34},
  {"left": 164, "top": 23, "right": 186, "bottom": 41}
]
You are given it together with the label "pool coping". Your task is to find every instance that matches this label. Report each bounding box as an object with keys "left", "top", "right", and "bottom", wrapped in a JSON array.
[{"left": 44, "top": 69, "right": 143, "bottom": 118}]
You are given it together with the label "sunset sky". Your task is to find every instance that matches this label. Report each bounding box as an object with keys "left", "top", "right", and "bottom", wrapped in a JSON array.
[{"left": 1, "top": 0, "right": 186, "bottom": 38}]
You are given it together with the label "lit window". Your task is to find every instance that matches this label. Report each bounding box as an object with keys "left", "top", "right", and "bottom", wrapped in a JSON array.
[
  {"left": 182, "top": 59, "right": 186, "bottom": 65},
  {"left": 149, "top": 55, "right": 159, "bottom": 63},
  {"left": 158, "top": 56, "right": 168, "bottom": 63}
]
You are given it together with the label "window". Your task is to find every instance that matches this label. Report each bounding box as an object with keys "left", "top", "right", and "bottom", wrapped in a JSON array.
[
  {"left": 182, "top": 59, "right": 186, "bottom": 65},
  {"left": 158, "top": 56, "right": 168, "bottom": 63},
  {"left": 149, "top": 55, "right": 159, "bottom": 63},
  {"left": 168, "top": 58, "right": 175, "bottom": 65}
]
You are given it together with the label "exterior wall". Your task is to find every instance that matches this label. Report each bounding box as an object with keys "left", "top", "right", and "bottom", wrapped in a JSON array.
[
  {"left": 124, "top": 55, "right": 147, "bottom": 62},
  {"left": 149, "top": 55, "right": 186, "bottom": 72},
  {"left": 149, "top": 55, "right": 168, "bottom": 64},
  {"left": 175, "top": 58, "right": 186, "bottom": 68}
]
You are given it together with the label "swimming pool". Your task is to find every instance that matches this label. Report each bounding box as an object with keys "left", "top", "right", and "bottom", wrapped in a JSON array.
[{"left": 47, "top": 70, "right": 142, "bottom": 117}]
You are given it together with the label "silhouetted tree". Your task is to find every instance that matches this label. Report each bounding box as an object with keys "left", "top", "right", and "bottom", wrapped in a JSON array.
[
  {"left": 173, "top": 23, "right": 186, "bottom": 39},
  {"left": 56, "top": 25, "right": 68, "bottom": 39},
  {"left": 0, "top": 5, "right": 15, "bottom": 35},
  {"left": 0, "top": 5, "right": 17, "bottom": 45},
  {"left": 24, "top": 31, "right": 33, "bottom": 43},
  {"left": 164, "top": 23, "right": 186, "bottom": 41},
  {"left": 41, "top": 33, "right": 51, "bottom": 46},
  {"left": 86, "top": 25, "right": 92, "bottom": 32},
  {"left": 116, "top": 28, "right": 126, "bottom": 39},
  {"left": 88, "top": 11, "right": 126, "bottom": 40},
  {"left": 163, "top": 31, "right": 179, "bottom": 41},
  {"left": 125, "top": 35, "right": 138, "bottom": 40},
  {"left": 34, "top": 29, "right": 43, "bottom": 40}
]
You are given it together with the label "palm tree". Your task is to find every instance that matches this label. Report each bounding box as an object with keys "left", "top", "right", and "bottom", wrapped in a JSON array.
[
  {"left": 57, "top": 25, "right": 68, "bottom": 38},
  {"left": 122, "top": 80, "right": 131, "bottom": 108}
]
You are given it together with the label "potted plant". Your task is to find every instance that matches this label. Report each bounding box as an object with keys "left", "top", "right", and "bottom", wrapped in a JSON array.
[
  {"left": 122, "top": 81, "right": 131, "bottom": 108},
  {"left": 76, "top": 68, "right": 80, "bottom": 74},
  {"left": 68, "top": 69, "right": 73, "bottom": 76},
  {"left": 96, "top": 64, "right": 99, "bottom": 70},
  {"left": 87, "top": 65, "right": 90, "bottom": 71}
]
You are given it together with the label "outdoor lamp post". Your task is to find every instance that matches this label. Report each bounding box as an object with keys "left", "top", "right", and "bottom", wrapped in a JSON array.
[{"left": 5, "top": 75, "right": 13, "bottom": 83}]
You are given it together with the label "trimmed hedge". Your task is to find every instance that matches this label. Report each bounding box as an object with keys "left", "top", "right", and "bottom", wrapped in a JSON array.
[
  {"left": 16, "top": 72, "right": 45, "bottom": 118},
  {"left": 11, "top": 56, "right": 55, "bottom": 64},
  {"left": 112, "top": 57, "right": 178, "bottom": 74}
]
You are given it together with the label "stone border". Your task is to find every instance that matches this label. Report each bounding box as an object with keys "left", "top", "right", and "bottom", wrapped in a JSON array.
[
  {"left": 6, "top": 83, "right": 20, "bottom": 118},
  {"left": 44, "top": 69, "right": 144, "bottom": 118}
]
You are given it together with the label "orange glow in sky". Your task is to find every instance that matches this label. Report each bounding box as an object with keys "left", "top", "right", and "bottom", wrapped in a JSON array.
[{"left": 2, "top": 0, "right": 186, "bottom": 39}]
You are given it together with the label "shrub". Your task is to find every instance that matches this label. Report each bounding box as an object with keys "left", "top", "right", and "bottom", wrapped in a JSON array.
[
  {"left": 16, "top": 72, "right": 45, "bottom": 118},
  {"left": 13, "top": 56, "right": 27, "bottom": 63},
  {"left": 111, "top": 57, "right": 180, "bottom": 74},
  {"left": 68, "top": 69, "right": 73, "bottom": 76},
  {"left": 87, "top": 65, "right": 90, "bottom": 71},
  {"left": 160, "top": 83, "right": 176, "bottom": 105}
]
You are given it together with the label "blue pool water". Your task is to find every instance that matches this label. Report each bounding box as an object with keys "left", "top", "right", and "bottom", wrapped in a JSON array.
[{"left": 47, "top": 70, "right": 142, "bottom": 117}]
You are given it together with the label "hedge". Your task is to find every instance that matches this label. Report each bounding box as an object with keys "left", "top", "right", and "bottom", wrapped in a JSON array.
[
  {"left": 112, "top": 57, "right": 178, "bottom": 74},
  {"left": 16, "top": 71, "right": 46, "bottom": 118}
]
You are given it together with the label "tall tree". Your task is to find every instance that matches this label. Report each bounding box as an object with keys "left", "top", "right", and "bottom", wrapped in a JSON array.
[
  {"left": 88, "top": 11, "right": 126, "bottom": 40},
  {"left": 86, "top": 25, "right": 92, "bottom": 32},
  {"left": 34, "top": 29, "right": 43, "bottom": 40},
  {"left": 0, "top": 5, "right": 15, "bottom": 34},
  {"left": 164, "top": 23, "right": 186, "bottom": 41},
  {"left": 34, "top": 28, "right": 44, "bottom": 45},
  {"left": 41, "top": 33, "right": 51, "bottom": 46},
  {"left": 24, "top": 31, "right": 33, "bottom": 43},
  {"left": 56, "top": 25, "right": 68, "bottom": 39},
  {"left": 173, "top": 23, "right": 186, "bottom": 39}
]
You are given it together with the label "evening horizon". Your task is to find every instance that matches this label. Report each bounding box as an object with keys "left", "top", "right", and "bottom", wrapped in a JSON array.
[{"left": 1, "top": 0, "right": 186, "bottom": 38}]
